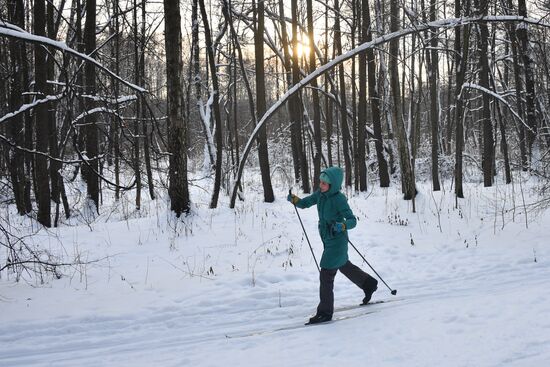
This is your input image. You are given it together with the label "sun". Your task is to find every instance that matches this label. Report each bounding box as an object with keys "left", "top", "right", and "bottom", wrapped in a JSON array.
[{"left": 294, "top": 39, "right": 311, "bottom": 58}]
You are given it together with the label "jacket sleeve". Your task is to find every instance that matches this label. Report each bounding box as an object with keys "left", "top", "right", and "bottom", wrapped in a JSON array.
[
  {"left": 336, "top": 194, "right": 357, "bottom": 230},
  {"left": 295, "top": 191, "right": 320, "bottom": 209}
]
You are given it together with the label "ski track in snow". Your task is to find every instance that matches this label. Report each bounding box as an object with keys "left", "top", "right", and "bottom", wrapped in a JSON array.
[
  {"left": 2, "top": 249, "right": 549, "bottom": 366},
  {"left": 1, "top": 183, "right": 550, "bottom": 366}
]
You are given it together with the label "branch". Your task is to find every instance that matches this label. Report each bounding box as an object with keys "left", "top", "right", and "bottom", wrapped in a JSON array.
[
  {"left": 0, "top": 133, "right": 104, "bottom": 164},
  {"left": 461, "top": 82, "right": 532, "bottom": 132},
  {"left": 0, "top": 93, "right": 65, "bottom": 126},
  {"left": 0, "top": 21, "right": 146, "bottom": 93}
]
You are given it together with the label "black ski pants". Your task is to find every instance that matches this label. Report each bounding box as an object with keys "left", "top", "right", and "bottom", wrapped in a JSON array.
[{"left": 316, "top": 260, "right": 376, "bottom": 316}]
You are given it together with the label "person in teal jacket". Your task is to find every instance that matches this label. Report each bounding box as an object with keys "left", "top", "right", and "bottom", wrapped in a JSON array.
[{"left": 288, "top": 166, "right": 378, "bottom": 324}]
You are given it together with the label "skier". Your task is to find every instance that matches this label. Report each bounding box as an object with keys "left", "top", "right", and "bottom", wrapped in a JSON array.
[{"left": 287, "top": 166, "right": 378, "bottom": 324}]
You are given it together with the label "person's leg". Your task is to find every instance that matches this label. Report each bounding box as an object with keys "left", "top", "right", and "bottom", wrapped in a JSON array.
[
  {"left": 316, "top": 268, "right": 337, "bottom": 316},
  {"left": 339, "top": 261, "right": 378, "bottom": 303}
]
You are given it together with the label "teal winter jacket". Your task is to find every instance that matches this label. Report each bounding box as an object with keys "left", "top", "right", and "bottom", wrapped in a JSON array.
[{"left": 295, "top": 167, "right": 357, "bottom": 269}]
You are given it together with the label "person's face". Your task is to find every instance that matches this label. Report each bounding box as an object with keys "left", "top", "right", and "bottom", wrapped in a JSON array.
[{"left": 320, "top": 180, "right": 330, "bottom": 193}]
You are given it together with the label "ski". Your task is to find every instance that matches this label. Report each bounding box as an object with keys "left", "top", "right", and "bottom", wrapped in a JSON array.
[
  {"left": 305, "top": 309, "right": 379, "bottom": 326},
  {"left": 225, "top": 298, "right": 404, "bottom": 339},
  {"left": 225, "top": 309, "right": 380, "bottom": 339},
  {"left": 334, "top": 297, "right": 404, "bottom": 313}
]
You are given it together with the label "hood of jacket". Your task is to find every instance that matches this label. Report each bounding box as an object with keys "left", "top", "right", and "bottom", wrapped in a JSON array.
[{"left": 321, "top": 167, "right": 344, "bottom": 195}]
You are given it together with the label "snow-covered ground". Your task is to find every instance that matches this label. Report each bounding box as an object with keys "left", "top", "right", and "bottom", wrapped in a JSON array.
[{"left": 1, "top": 175, "right": 549, "bottom": 366}]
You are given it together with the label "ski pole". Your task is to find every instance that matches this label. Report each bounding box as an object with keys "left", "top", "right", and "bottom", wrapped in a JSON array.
[
  {"left": 348, "top": 239, "right": 397, "bottom": 295},
  {"left": 289, "top": 189, "right": 320, "bottom": 272}
]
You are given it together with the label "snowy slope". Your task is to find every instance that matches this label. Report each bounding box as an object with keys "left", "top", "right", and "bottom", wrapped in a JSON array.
[{"left": 1, "top": 178, "right": 549, "bottom": 366}]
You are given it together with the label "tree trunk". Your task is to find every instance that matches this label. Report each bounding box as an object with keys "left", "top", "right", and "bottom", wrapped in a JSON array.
[
  {"left": 291, "top": 0, "right": 310, "bottom": 192},
  {"left": 47, "top": 0, "right": 64, "bottom": 225},
  {"left": 334, "top": 0, "right": 353, "bottom": 187},
  {"left": 83, "top": 0, "right": 100, "bottom": 210},
  {"left": 278, "top": 0, "right": 300, "bottom": 183},
  {"left": 517, "top": 0, "right": 537, "bottom": 162},
  {"left": 364, "top": 0, "right": 390, "bottom": 187},
  {"left": 352, "top": 0, "right": 359, "bottom": 191},
  {"left": 164, "top": 0, "right": 190, "bottom": 215},
  {"left": 494, "top": 88, "right": 512, "bottom": 184},
  {"left": 253, "top": 0, "right": 275, "bottom": 202},
  {"left": 357, "top": 0, "right": 368, "bottom": 191},
  {"left": 324, "top": 5, "right": 333, "bottom": 167},
  {"left": 306, "top": 0, "right": 323, "bottom": 190},
  {"left": 506, "top": 4, "right": 528, "bottom": 170},
  {"left": 409, "top": 0, "right": 418, "bottom": 167},
  {"left": 198, "top": 0, "right": 224, "bottom": 208},
  {"left": 192, "top": 0, "right": 215, "bottom": 169},
  {"left": 226, "top": 38, "right": 235, "bottom": 172},
  {"left": 113, "top": 0, "right": 121, "bottom": 200},
  {"left": 7, "top": 0, "right": 28, "bottom": 215},
  {"left": 429, "top": 0, "right": 441, "bottom": 191},
  {"left": 389, "top": 0, "right": 415, "bottom": 199},
  {"left": 140, "top": 0, "right": 155, "bottom": 201},
  {"left": 133, "top": 0, "right": 142, "bottom": 209},
  {"left": 454, "top": 0, "right": 470, "bottom": 199},
  {"left": 477, "top": 0, "right": 494, "bottom": 187},
  {"left": 34, "top": 0, "right": 52, "bottom": 226}
]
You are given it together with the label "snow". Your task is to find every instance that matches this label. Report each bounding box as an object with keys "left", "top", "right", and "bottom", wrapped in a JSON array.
[
  {"left": 0, "top": 21, "right": 146, "bottom": 93},
  {"left": 81, "top": 95, "right": 138, "bottom": 104},
  {"left": 461, "top": 83, "right": 529, "bottom": 131},
  {"left": 73, "top": 107, "right": 122, "bottom": 125},
  {"left": 1, "top": 173, "right": 550, "bottom": 366},
  {"left": 0, "top": 94, "right": 64, "bottom": 126}
]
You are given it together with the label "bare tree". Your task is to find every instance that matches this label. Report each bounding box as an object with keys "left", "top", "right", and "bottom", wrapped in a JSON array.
[
  {"left": 428, "top": 0, "right": 441, "bottom": 191},
  {"left": 82, "top": 0, "right": 100, "bottom": 210},
  {"left": 198, "top": 0, "right": 224, "bottom": 208},
  {"left": 517, "top": 0, "right": 537, "bottom": 162},
  {"left": 253, "top": 0, "right": 275, "bottom": 203},
  {"left": 34, "top": 0, "right": 52, "bottom": 226},
  {"left": 454, "top": 0, "right": 471, "bottom": 199},
  {"left": 291, "top": 0, "right": 310, "bottom": 192},
  {"left": 324, "top": 5, "right": 334, "bottom": 167},
  {"left": 6, "top": 0, "right": 28, "bottom": 214},
  {"left": 133, "top": 0, "right": 143, "bottom": 210},
  {"left": 357, "top": 0, "right": 368, "bottom": 191},
  {"left": 389, "top": 0, "right": 415, "bottom": 199},
  {"left": 476, "top": 0, "right": 495, "bottom": 187},
  {"left": 164, "top": 0, "right": 190, "bottom": 215},
  {"left": 306, "top": 0, "right": 323, "bottom": 189},
  {"left": 47, "top": 0, "right": 61, "bottom": 223},
  {"left": 365, "top": 0, "right": 390, "bottom": 187},
  {"left": 334, "top": 0, "right": 353, "bottom": 187},
  {"left": 140, "top": 1, "right": 156, "bottom": 202}
]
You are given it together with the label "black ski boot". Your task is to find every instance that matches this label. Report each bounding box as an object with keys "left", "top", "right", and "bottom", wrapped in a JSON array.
[
  {"left": 306, "top": 313, "right": 332, "bottom": 325},
  {"left": 361, "top": 277, "right": 378, "bottom": 305}
]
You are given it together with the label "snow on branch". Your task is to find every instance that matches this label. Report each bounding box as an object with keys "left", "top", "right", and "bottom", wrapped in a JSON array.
[
  {"left": 197, "top": 93, "right": 217, "bottom": 169},
  {"left": 81, "top": 95, "right": 138, "bottom": 104},
  {"left": 71, "top": 95, "right": 137, "bottom": 126},
  {"left": 72, "top": 107, "right": 122, "bottom": 126},
  {"left": 0, "top": 21, "right": 146, "bottom": 93},
  {"left": 0, "top": 133, "right": 104, "bottom": 164},
  {"left": 0, "top": 93, "right": 65, "bottom": 126},
  {"left": 461, "top": 83, "right": 533, "bottom": 132}
]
